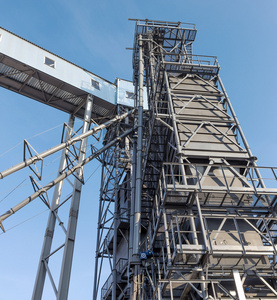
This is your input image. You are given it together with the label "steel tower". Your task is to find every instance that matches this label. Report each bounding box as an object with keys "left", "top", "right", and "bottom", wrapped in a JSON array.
[
  {"left": 0, "top": 20, "right": 277, "bottom": 300},
  {"left": 94, "top": 20, "right": 277, "bottom": 300}
]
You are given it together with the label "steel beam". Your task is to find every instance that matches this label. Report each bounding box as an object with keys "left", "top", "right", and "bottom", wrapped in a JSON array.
[{"left": 56, "top": 94, "right": 93, "bottom": 299}]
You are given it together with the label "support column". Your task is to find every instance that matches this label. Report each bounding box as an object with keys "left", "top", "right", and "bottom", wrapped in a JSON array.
[
  {"left": 32, "top": 115, "right": 75, "bottom": 300},
  {"left": 57, "top": 94, "right": 93, "bottom": 300},
  {"left": 112, "top": 113, "right": 120, "bottom": 300},
  {"left": 233, "top": 270, "right": 246, "bottom": 300},
  {"left": 129, "top": 139, "right": 136, "bottom": 298},
  {"left": 163, "top": 209, "right": 172, "bottom": 265},
  {"left": 132, "top": 34, "right": 144, "bottom": 300}
]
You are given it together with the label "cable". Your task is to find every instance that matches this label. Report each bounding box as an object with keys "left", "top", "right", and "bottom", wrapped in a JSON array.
[
  {"left": 0, "top": 208, "right": 49, "bottom": 235},
  {"left": 0, "top": 110, "right": 119, "bottom": 159},
  {"left": 85, "top": 163, "right": 101, "bottom": 184},
  {"left": 0, "top": 122, "right": 64, "bottom": 158},
  {"left": 26, "top": 123, "right": 63, "bottom": 140},
  {"left": 0, "top": 178, "right": 28, "bottom": 204},
  {"left": 0, "top": 131, "right": 102, "bottom": 210},
  {"left": 0, "top": 141, "right": 99, "bottom": 199},
  {"left": 0, "top": 141, "right": 24, "bottom": 158}
]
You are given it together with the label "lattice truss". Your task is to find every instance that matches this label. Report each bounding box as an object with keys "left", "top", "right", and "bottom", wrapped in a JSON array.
[
  {"left": 94, "top": 105, "right": 135, "bottom": 300},
  {"left": 0, "top": 53, "right": 113, "bottom": 121},
  {"left": 0, "top": 94, "right": 134, "bottom": 299},
  {"left": 126, "top": 20, "right": 277, "bottom": 300},
  {"left": 1, "top": 19, "right": 277, "bottom": 300}
]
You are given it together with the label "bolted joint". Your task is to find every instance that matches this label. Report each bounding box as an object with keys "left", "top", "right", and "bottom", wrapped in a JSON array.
[
  {"left": 69, "top": 208, "right": 78, "bottom": 219},
  {"left": 45, "top": 229, "right": 53, "bottom": 238}
]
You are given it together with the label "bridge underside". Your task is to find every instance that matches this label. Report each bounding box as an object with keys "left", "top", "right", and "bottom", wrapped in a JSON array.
[{"left": 0, "top": 53, "right": 115, "bottom": 122}]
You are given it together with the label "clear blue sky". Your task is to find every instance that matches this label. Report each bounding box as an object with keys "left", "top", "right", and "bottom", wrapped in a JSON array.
[{"left": 0, "top": 1, "right": 276, "bottom": 299}]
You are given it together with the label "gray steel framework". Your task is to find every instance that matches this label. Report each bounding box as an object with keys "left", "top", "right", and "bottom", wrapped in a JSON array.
[
  {"left": 93, "top": 19, "right": 277, "bottom": 300},
  {"left": 0, "top": 103, "right": 134, "bottom": 299},
  {"left": 0, "top": 19, "right": 277, "bottom": 300},
  {"left": 93, "top": 104, "right": 134, "bottom": 300}
]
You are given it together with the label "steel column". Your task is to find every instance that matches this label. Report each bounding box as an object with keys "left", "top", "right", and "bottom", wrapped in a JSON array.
[
  {"left": 232, "top": 270, "right": 246, "bottom": 300},
  {"left": 92, "top": 161, "right": 105, "bottom": 300},
  {"left": 132, "top": 34, "right": 144, "bottom": 300},
  {"left": 133, "top": 34, "right": 144, "bottom": 257},
  {"left": 112, "top": 111, "right": 120, "bottom": 300},
  {"left": 57, "top": 94, "right": 93, "bottom": 300},
  {"left": 32, "top": 115, "right": 75, "bottom": 300}
]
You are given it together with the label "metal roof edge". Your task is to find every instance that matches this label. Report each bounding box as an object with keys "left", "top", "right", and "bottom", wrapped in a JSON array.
[{"left": 0, "top": 26, "right": 116, "bottom": 86}]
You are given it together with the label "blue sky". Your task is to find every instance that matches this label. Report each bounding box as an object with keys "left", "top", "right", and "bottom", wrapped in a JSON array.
[{"left": 0, "top": 1, "right": 277, "bottom": 299}]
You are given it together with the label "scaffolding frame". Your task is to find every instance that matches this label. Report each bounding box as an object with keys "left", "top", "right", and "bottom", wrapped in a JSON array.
[{"left": 93, "top": 19, "right": 277, "bottom": 300}]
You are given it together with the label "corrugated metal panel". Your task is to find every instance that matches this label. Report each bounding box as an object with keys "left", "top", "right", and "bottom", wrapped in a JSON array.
[
  {"left": 0, "top": 62, "right": 85, "bottom": 107},
  {"left": 0, "top": 63, "right": 28, "bottom": 82},
  {"left": 92, "top": 103, "right": 111, "bottom": 117}
]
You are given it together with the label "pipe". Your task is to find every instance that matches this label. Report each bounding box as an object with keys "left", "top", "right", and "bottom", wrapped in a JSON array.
[
  {"left": 0, "top": 128, "right": 134, "bottom": 226},
  {"left": 0, "top": 110, "right": 134, "bottom": 180},
  {"left": 132, "top": 33, "right": 144, "bottom": 300}
]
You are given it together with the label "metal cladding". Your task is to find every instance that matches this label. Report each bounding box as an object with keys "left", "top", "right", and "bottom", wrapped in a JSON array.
[
  {"left": 94, "top": 20, "right": 277, "bottom": 300},
  {"left": 0, "top": 27, "right": 140, "bottom": 123}
]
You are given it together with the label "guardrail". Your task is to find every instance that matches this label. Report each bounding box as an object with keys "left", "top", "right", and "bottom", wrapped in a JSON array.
[
  {"left": 163, "top": 53, "right": 219, "bottom": 67},
  {"left": 161, "top": 162, "right": 277, "bottom": 196},
  {"left": 101, "top": 258, "right": 128, "bottom": 299}
]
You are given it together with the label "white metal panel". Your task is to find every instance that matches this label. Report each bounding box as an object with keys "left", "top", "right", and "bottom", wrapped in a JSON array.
[
  {"left": 116, "top": 78, "right": 148, "bottom": 109},
  {"left": 0, "top": 27, "right": 116, "bottom": 105}
]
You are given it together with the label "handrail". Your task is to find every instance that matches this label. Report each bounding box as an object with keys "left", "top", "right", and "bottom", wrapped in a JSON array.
[
  {"left": 161, "top": 162, "right": 277, "bottom": 195},
  {"left": 101, "top": 258, "right": 128, "bottom": 299}
]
